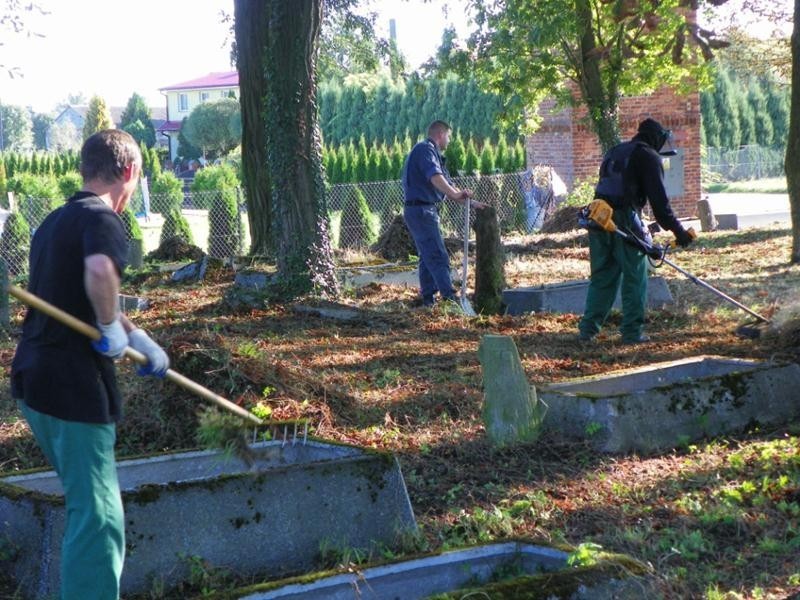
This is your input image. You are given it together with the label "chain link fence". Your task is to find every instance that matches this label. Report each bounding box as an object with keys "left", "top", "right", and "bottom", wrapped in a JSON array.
[
  {"left": 0, "top": 170, "right": 556, "bottom": 276},
  {"left": 329, "top": 170, "right": 556, "bottom": 249},
  {"left": 704, "top": 145, "right": 785, "bottom": 181}
]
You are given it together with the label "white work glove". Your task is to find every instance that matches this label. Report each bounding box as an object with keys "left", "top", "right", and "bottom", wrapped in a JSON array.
[
  {"left": 92, "top": 318, "right": 128, "bottom": 359},
  {"left": 128, "top": 329, "right": 170, "bottom": 377}
]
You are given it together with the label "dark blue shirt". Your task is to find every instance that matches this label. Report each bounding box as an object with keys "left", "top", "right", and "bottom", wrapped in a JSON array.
[
  {"left": 11, "top": 192, "right": 129, "bottom": 424},
  {"left": 402, "top": 139, "right": 450, "bottom": 204}
]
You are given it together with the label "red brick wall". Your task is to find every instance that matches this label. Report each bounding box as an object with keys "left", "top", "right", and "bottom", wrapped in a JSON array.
[{"left": 525, "top": 87, "right": 701, "bottom": 218}]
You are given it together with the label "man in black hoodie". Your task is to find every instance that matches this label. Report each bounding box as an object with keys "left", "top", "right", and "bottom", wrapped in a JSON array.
[{"left": 578, "top": 118, "right": 694, "bottom": 344}]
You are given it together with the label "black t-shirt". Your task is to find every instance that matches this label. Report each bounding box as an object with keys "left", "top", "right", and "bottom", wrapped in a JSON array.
[{"left": 11, "top": 192, "right": 129, "bottom": 423}]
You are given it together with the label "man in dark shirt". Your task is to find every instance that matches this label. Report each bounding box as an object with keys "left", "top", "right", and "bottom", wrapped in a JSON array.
[
  {"left": 11, "top": 129, "right": 169, "bottom": 599},
  {"left": 578, "top": 118, "right": 694, "bottom": 344},
  {"left": 402, "top": 120, "right": 486, "bottom": 307}
]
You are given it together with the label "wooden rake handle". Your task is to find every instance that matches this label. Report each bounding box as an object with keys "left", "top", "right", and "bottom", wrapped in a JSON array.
[{"left": 8, "top": 284, "right": 263, "bottom": 426}]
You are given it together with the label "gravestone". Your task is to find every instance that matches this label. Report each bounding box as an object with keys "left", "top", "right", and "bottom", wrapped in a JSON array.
[
  {"left": 503, "top": 276, "right": 673, "bottom": 316},
  {"left": 696, "top": 198, "right": 717, "bottom": 232},
  {"left": 540, "top": 356, "right": 800, "bottom": 453},
  {"left": 473, "top": 206, "right": 506, "bottom": 315},
  {"left": 715, "top": 214, "right": 739, "bottom": 231},
  {"left": 478, "top": 335, "right": 544, "bottom": 446}
]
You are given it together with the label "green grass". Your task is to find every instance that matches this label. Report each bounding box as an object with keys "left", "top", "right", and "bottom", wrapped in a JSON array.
[{"left": 704, "top": 177, "right": 787, "bottom": 194}]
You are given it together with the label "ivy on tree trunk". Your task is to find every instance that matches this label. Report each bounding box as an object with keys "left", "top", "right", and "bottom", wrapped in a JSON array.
[
  {"left": 234, "top": 0, "right": 273, "bottom": 257},
  {"left": 234, "top": 0, "right": 338, "bottom": 296}
]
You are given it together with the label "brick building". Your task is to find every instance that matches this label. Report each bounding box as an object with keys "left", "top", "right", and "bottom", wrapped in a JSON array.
[{"left": 525, "top": 87, "right": 701, "bottom": 218}]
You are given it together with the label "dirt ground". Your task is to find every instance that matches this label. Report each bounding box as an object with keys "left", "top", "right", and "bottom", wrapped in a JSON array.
[{"left": 1, "top": 225, "right": 799, "bottom": 599}]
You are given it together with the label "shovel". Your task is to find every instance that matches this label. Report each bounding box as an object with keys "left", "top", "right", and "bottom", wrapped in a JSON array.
[
  {"left": 460, "top": 196, "right": 477, "bottom": 316},
  {"left": 7, "top": 284, "right": 263, "bottom": 425}
]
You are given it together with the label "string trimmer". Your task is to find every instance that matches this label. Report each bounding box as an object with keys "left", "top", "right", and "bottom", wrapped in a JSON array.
[{"left": 579, "top": 200, "right": 771, "bottom": 337}]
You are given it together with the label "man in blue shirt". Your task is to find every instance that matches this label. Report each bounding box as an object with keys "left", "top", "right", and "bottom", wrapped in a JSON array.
[{"left": 403, "top": 120, "right": 487, "bottom": 307}]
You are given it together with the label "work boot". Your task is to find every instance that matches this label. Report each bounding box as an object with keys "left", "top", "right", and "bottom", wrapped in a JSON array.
[{"left": 621, "top": 334, "right": 651, "bottom": 345}]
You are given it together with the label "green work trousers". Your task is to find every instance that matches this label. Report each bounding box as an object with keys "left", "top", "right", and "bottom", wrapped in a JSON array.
[
  {"left": 578, "top": 209, "right": 648, "bottom": 341},
  {"left": 19, "top": 401, "right": 124, "bottom": 600}
]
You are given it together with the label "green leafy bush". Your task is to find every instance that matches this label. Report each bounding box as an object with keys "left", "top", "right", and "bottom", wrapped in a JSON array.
[
  {"left": 57, "top": 172, "right": 82, "bottom": 199},
  {"left": 150, "top": 172, "right": 184, "bottom": 214},
  {"left": 340, "top": 185, "right": 377, "bottom": 249},
  {"left": 160, "top": 207, "right": 195, "bottom": 246},
  {"left": 562, "top": 178, "right": 597, "bottom": 207},
  {"left": 191, "top": 164, "right": 240, "bottom": 210},
  {"left": 0, "top": 212, "right": 31, "bottom": 276},
  {"left": 119, "top": 207, "right": 143, "bottom": 241},
  {"left": 208, "top": 187, "right": 240, "bottom": 259},
  {"left": 8, "top": 173, "right": 60, "bottom": 199}
]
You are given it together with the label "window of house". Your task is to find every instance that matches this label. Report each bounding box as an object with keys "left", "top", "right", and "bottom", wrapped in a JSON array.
[
  {"left": 200, "top": 91, "right": 210, "bottom": 102},
  {"left": 178, "top": 93, "right": 189, "bottom": 112}
]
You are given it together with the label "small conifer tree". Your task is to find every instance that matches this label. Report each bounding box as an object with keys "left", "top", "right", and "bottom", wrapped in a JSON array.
[
  {"left": 0, "top": 212, "right": 31, "bottom": 276},
  {"left": 340, "top": 185, "right": 376, "bottom": 249},
  {"left": 160, "top": 207, "right": 195, "bottom": 246}
]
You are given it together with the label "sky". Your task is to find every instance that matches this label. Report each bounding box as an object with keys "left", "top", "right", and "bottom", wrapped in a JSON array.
[{"left": 0, "top": 0, "right": 472, "bottom": 115}]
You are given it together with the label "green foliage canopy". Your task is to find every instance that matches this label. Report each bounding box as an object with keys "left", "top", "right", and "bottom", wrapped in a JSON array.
[
  {"left": 463, "top": 0, "right": 718, "bottom": 150},
  {"left": 183, "top": 98, "right": 242, "bottom": 159}
]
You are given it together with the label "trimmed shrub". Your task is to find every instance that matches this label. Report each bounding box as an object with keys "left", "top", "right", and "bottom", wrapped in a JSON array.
[
  {"left": 208, "top": 187, "right": 241, "bottom": 259},
  {"left": 0, "top": 212, "right": 31, "bottom": 276},
  {"left": 150, "top": 171, "right": 184, "bottom": 214},
  {"left": 340, "top": 185, "right": 377, "bottom": 249},
  {"left": 57, "top": 172, "right": 82, "bottom": 199},
  {"left": 479, "top": 144, "right": 496, "bottom": 175},
  {"left": 119, "top": 207, "right": 143, "bottom": 241},
  {"left": 8, "top": 172, "right": 60, "bottom": 199},
  {"left": 160, "top": 207, "right": 194, "bottom": 246},
  {"left": 191, "top": 164, "right": 240, "bottom": 210}
]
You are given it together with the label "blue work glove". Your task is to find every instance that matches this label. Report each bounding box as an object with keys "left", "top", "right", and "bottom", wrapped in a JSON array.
[
  {"left": 127, "top": 329, "right": 169, "bottom": 377},
  {"left": 92, "top": 318, "right": 128, "bottom": 359}
]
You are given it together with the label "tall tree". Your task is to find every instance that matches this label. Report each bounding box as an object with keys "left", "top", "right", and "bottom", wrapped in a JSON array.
[
  {"left": 31, "top": 112, "right": 52, "bottom": 150},
  {"left": 235, "top": 0, "right": 272, "bottom": 255},
  {"left": 747, "top": 81, "right": 774, "bottom": 146},
  {"left": 787, "top": 0, "right": 800, "bottom": 262},
  {"left": 465, "top": 0, "right": 729, "bottom": 151},
  {"left": 82, "top": 95, "right": 113, "bottom": 140},
  {"left": 0, "top": 103, "right": 33, "bottom": 151},
  {"left": 183, "top": 98, "right": 241, "bottom": 159},
  {"left": 235, "top": 0, "right": 337, "bottom": 296},
  {"left": 120, "top": 93, "right": 155, "bottom": 148}
]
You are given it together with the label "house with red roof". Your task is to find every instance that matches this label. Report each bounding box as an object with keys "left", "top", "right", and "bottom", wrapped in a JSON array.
[{"left": 158, "top": 71, "right": 239, "bottom": 160}]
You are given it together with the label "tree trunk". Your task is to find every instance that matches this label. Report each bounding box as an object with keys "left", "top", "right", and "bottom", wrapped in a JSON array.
[
  {"left": 238, "top": 0, "right": 338, "bottom": 296},
  {"left": 234, "top": 0, "right": 273, "bottom": 256},
  {"left": 787, "top": 0, "right": 800, "bottom": 263},
  {"left": 473, "top": 205, "right": 507, "bottom": 315},
  {"left": 575, "top": 0, "right": 621, "bottom": 152}
]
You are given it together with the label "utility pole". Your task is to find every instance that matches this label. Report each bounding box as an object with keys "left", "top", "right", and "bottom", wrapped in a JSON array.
[{"left": 0, "top": 97, "right": 4, "bottom": 151}]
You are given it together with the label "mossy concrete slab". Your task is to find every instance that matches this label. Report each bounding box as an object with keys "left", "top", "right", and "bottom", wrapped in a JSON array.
[
  {"left": 540, "top": 356, "right": 800, "bottom": 453},
  {"left": 0, "top": 441, "right": 416, "bottom": 599},
  {"left": 339, "top": 266, "right": 458, "bottom": 289},
  {"left": 226, "top": 541, "right": 652, "bottom": 600},
  {"left": 502, "top": 276, "right": 673, "bottom": 316}
]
